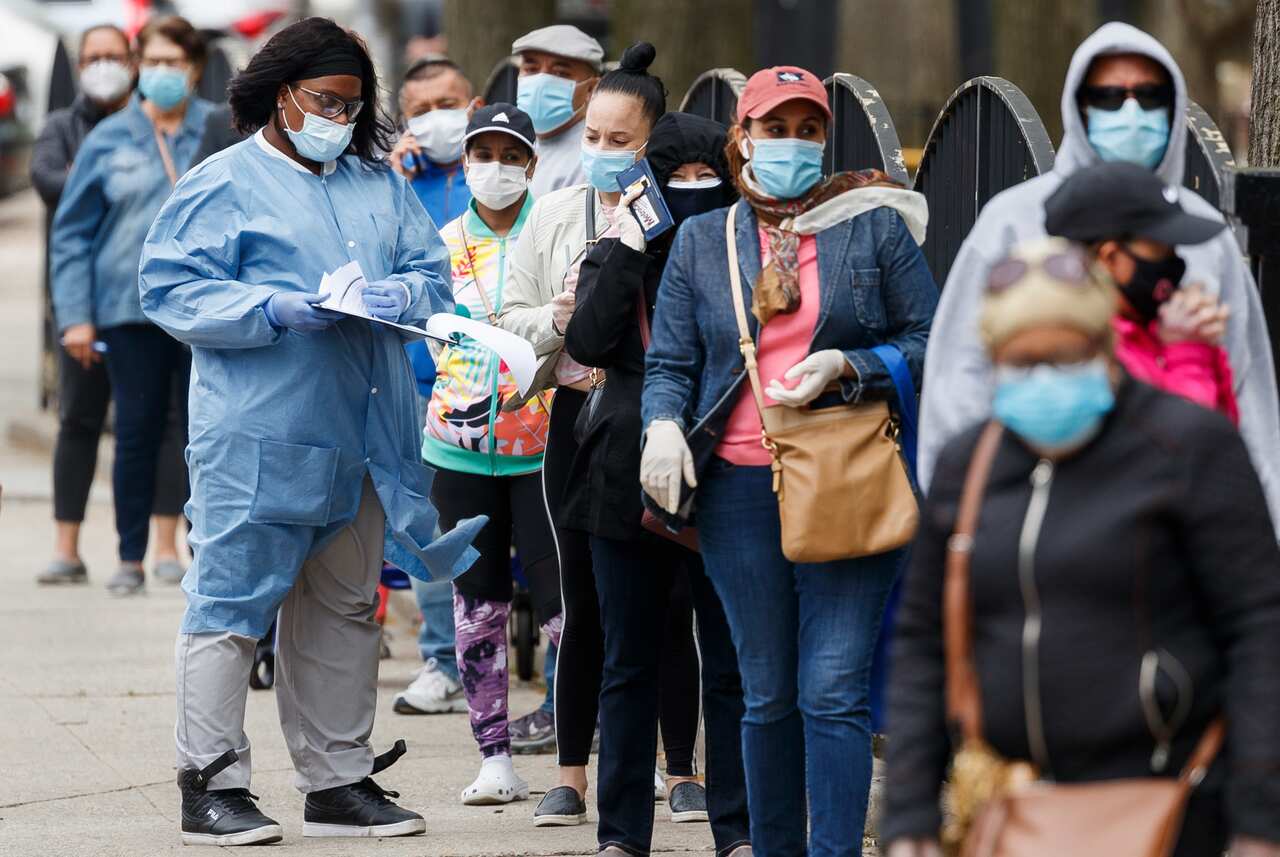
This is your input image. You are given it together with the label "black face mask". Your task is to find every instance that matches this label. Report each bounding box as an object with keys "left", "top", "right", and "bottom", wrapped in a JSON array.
[
  {"left": 1119, "top": 248, "right": 1185, "bottom": 322},
  {"left": 663, "top": 183, "right": 727, "bottom": 228}
]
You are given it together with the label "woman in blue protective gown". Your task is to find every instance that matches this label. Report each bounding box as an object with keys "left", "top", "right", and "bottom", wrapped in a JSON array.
[{"left": 138, "top": 19, "right": 482, "bottom": 847}]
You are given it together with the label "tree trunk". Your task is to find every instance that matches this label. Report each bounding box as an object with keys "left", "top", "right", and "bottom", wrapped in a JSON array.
[
  {"left": 611, "top": 0, "right": 754, "bottom": 111},
  {"left": 991, "top": 0, "right": 1097, "bottom": 142},
  {"left": 441, "top": 0, "right": 555, "bottom": 99},
  {"left": 836, "top": 0, "right": 960, "bottom": 149},
  {"left": 1250, "top": 0, "right": 1280, "bottom": 166}
]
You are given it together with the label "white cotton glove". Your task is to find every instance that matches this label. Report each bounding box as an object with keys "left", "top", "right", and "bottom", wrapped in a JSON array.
[
  {"left": 618, "top": 184, "right": 647, "bottom": 252},
  {"left": 767, "top": 349, "right": 851, "bottom": 407},
  {"left": 640, "top": 420, "right": 697, "bottom": 515},
  {"left": 550, "top": 290, "right": 576, "bottom": 334}
]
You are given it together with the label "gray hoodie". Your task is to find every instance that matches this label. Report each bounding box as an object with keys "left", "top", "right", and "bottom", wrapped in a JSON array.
[{"left": 917, "top": 21, "right": 1280, "bottom": 533}]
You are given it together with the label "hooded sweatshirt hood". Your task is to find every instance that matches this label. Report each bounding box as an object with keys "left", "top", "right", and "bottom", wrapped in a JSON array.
[{"left": 1054, "top": 21, "right": 1187, "bottom": 185}]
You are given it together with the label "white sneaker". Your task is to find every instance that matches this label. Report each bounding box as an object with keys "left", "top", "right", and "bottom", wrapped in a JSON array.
[
  {"left": 460, "top": 755, "right": 530, "bottom": 806},
  {"left": 393, "top": 659, "right": 467, "bottom": 715},
  {"left": 654, "top": 768, "right": 667, "bottom": 802}
]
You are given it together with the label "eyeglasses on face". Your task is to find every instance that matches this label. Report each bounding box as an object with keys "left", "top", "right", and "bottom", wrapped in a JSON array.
[
  {"left": 293, "top": 85, "right": 364, "bottom": 121},
  {"left": 986, "top": 251, "right": 1096, "bottom": 294},
  {"left": 1078, "top": 83, "right": 1173, "bottom": 111}
]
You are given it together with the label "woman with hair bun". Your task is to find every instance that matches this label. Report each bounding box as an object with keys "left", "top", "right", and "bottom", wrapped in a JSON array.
[{"left": 502, "top": 42, "right": 750, "bottom": 857}]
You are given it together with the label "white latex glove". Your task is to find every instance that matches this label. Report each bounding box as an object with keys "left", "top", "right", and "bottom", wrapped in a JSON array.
[
  {"left": 767, "top": 349, "right": 851, "bottom": 407},
  {"left": 886, "top": 839, "right": 943, "bottom": 857},
  {"left": 550, "top": 290, "right": 576, "bottom": 334},
  {"left": 618, "top": 184, "right": 647, "bottom": 252},
  {"left": 640, "top": 420, "right": 697, "bottom": 515}
]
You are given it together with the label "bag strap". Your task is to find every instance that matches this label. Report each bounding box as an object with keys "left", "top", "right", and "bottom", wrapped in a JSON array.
[
  {"left": 943, "top": 420, "right": 1005, "bottom": 743},
  {"left": 153, "top": 125, "right": 179, "bottom": 187},
  {"left": 724, "top": 205, "right": 768, "bottom": 418},
  {"left": 870, "top": 344, "right": 919, "bottom": 479},
  {"left": 585, "top": 187, "right": 598, "bottom": 247},
  {"left": 458, "top": 218, "right": 499, "bottom": 324}
]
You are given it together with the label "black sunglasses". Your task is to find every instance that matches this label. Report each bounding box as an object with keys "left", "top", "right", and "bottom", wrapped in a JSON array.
[{"left": 1078, "top": 83, "right": 1173, "bottom": 112}]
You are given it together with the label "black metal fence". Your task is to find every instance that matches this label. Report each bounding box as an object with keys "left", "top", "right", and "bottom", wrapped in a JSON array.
[
  {"left": 823, "top": 73, "right": 910, "bottom": 185},
  {"left": 677, "top": 69, "right": 747, "bottom": 128},
  {"left": 1183, "top": 100, "right": 1235, "bottom": 210}
]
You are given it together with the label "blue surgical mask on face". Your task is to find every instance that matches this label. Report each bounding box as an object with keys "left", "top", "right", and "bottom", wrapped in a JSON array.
[
  {"left": 281, "top": 86, "right": 354, "bottom": 163},
  {"left": 138, "top": 67, "right": 190, "bottom": 110},
  {"left": 993, "top": 358, "right": 1115, "bottom": 453},
  {"left": 1086, "top": 98, "right": 1170, "bottom": 169},
  {"left": 517, "top": 73, "right": 583, "bottom": 134},
  {"left": 581, "top": 141, "right": 644, "bottom": 192},
  {"left": 744, "top": 136, "right": 825, "bottom": 200}
]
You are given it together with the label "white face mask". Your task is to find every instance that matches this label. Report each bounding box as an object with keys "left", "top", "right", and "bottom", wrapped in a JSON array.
[
  {"left": 666, "top": 177, "right": 723, "bottom": 190},
  {"left": 80, "top": 60, "right": 133, "bottom": 104},
  {"left": 407, "top": 108, "right": 468, "bottom": 164},
  {"left": 465, "top": 158, "right": 530, "bottom": 210}
]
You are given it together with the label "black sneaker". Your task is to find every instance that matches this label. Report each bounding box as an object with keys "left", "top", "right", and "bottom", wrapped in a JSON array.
[
  {"left": 532, "top": 785, "right": 587, "bottom": 827},
  {"left": 178, "top": 750, "right": 283, "bottom": 846},
  {"left": 303, "top": 740, "right": 425, "bottom": 838},
  {"left": 668, "top": 781, "right": 709, "bottom": 823}
]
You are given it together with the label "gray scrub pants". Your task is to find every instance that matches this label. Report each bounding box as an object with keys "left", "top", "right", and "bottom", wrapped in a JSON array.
[{"left": 175, "top": 477, "right": 385, "bottom": 793}]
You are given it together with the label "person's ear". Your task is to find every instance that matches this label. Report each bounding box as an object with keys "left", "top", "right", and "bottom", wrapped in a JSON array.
[{"left": 526, "top": 153, "right": 538, "bottom": 178}]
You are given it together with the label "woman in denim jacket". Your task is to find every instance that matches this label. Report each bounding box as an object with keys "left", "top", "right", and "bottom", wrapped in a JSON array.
[{"left": 639, "top": 66, "right": 938, "bottom": 857}]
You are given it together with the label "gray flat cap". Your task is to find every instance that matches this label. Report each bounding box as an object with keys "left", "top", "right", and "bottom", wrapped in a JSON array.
[{"left": 511, "top": 25, "right": 604, "bottom": 70}]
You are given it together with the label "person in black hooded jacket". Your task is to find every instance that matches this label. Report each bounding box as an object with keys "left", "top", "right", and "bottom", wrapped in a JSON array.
[{"left": 561, "top": 110, "right": 750, "bottom": 857}]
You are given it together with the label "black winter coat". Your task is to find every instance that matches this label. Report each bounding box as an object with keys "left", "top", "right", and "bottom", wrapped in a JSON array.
[
  {"left": 560, "top": 237, "right": 661, "bottom": 540},
  {"left": 882, "top": 377, "right": 1280, "bottom": 855},
  {"left": 30, "top": 95, "right": 109, "bottom": 211}
]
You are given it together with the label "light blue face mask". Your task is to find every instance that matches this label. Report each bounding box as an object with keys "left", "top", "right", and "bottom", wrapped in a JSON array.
[
  {"left": 580, "top": 141, "right": 644, "bottom": 192},
  {"left": 994, "top": 358, "right": 1115, "bottom": 452},
  {"left": 282, "top": 87, "right": 354, "bottom": 163},
  {"left": 746, "top": 137, "right": 825, "bottom": 200},
  {"left": 138, "top": 67, "right": 190, "bottom": 110},
  {"left": 1086, "top": 98, "right": 1170, "bottom": 169},
  {"left": 517, "top": 73, "right": 583, "bottom": 134}
]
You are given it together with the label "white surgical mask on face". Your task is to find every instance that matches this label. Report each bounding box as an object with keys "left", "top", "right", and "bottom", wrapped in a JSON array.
[
  {"left": 79, "top": 60, "right": 133, "bottom": 104},
  {"left": 465, "top": 158, "right": 529, "bottom": 210},
  {"left": 407, "top": 108, "right": 468, "bottom": 164},
  {"left": 666, "top": 177, "right": 723, "bottom": 190}
]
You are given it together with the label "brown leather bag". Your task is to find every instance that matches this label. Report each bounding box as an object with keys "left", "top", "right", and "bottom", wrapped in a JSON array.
[
  {"left": 724, "top": 205, "right": 918, "bottom": 563},
  {"left": 941, "top": 422, "right": 1225, "bottom": 857}
]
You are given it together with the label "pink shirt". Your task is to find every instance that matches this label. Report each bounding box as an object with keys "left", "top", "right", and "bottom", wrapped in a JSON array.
[
  {"left": 1113, "top": 316, "right": 1239, "bottom": 425},
  {"left": 716, "top": 230, "right": 821, "bottom": 466}
]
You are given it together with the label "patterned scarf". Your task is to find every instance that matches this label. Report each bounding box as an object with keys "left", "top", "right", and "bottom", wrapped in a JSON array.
[{"left": 727, "top": 136, "right": 901, "bottom": 325}]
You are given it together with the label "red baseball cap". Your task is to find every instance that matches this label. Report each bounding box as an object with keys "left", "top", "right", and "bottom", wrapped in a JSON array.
[{"left": 736, "top": 66, "right": 831, "bottom": 124}]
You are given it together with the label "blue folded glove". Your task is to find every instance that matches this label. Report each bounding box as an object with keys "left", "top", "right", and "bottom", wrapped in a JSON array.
[
  {"left": 264, "top": 292, "right": 342, "bottom": 332},
  {"left": 362, "top": 281, "right": 411, "bottom": 322}
]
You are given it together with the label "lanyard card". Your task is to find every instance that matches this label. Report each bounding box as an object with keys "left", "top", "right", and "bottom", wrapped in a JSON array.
[{"left": 616, "top": 158, "right": 674, "bottom": 242}]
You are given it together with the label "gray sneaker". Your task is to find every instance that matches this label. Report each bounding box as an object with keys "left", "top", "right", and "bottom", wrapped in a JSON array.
[
  {"left": 668, "top": 781, "right": 709, "bottom": 823},
  {"left": 153, "top": 559, "right": 186, "bottom": 584},
  {"left": 105, "top": 565, "right": 145, "bottom": 596},
  {"left": 510, "top": 708, "right": 556, "bottom": 755},
  {"left": 37, "top": 559, "right": 88, "bottom": 585},
  {"left": 532, "top": 785, "right": 586, "bottom": 827}
]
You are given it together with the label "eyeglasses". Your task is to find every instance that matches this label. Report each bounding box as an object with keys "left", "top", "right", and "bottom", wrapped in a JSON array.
[
  {"left": 986, "top": 250, "right": 1096, "bottom": 294},
  {"left": 1078, "top": 84, "right": 1173, "bottom": 111},
  {"left": 293, "top": 85, "right": 364, "bottom": 121}
]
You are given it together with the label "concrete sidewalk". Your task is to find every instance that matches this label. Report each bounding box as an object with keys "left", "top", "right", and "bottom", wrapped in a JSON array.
[{"left": 0, "top": 495, "right": 722, "bottom": 857}]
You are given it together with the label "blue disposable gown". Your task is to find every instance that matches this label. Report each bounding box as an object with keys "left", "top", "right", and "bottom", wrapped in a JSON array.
[{"left": 139, "top": 132, "right": 483, "bottom": 639}]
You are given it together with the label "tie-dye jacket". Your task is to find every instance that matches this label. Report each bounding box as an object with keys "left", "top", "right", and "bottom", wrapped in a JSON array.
[{"left": 422, "top": 197, "right": 552, "bottom": 476}]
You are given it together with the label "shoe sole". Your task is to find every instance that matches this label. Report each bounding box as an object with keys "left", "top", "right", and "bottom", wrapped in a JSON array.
[
  {"left": 106, "top": 586, "right": 145, "bottom": 597},
  {"left": 181, "top": 824, "right": 283, "bottom": 846},
  {"left": 510, "top": 736, "right": 557, "bottom": 755},
  {"left": 393, "top": 696, "right": 468, "bottom": 715},
  {"left": 533, "top": 812, "right": 586, "bottom": 827},
  {"left": 36, "top": 576, "right": 88, "bottom": 585},
  {"left": 302, "top": 818, "right": 426, "bottom": 838},
  {"left": 670, "top": 810, "right": 710, "bottom": 823},
  {"left": 461, "top": 784, "right": 530, "bottom": 806}
]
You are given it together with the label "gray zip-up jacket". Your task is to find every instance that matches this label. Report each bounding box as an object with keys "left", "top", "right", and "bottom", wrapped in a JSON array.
[
  {"left": 917, "top": 22, "right": 1280, "bottom": 534},
  {"left": 30, "top": 94, "right": 110, "bottom": 210}
]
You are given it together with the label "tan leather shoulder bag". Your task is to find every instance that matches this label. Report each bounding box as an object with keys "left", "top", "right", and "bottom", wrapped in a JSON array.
[
  {"left": 941, "top": 421, "right": 1225, "bottom": 857},
  {"left": 725, "top": 204, "right": 918, "bottom": 563}
]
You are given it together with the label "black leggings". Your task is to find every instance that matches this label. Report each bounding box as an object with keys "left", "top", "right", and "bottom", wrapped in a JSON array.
[
  {"left": 53, "top": 344, "right": 187, "bottom": 523},
  {"left": 546, "top": 389, "right": 700, "bottom": 771}
]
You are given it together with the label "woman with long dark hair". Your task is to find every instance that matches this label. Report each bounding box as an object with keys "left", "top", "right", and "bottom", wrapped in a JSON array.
[{"left": 139, "top": 17, "right": 481, "bottom": 846}]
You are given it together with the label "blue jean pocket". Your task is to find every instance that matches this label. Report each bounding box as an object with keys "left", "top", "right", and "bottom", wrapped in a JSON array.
[{"left": 248, "top": 439, "right": 339, "bottom": 526}]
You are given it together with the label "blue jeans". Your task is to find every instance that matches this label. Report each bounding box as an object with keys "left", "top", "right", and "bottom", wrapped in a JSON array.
[
  {"left": 411, "top": 576, "right": 458, "bottom": 681},
  {"left": 697, "top": 458, "right": 898, "bottom": 857}
]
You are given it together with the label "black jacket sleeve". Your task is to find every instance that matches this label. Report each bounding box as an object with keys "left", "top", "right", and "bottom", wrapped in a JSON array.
[
  {"left": 1178, "top": 413, "right": 1280, "bottom": 843},
  {"left": 30, "top": 111, "right": 73, "bottom": 209},
  {"left": 564, "top": 237, "right": 652, "bottom": 370},
  {"left": 880, "top": 430, "right": 977, "bottom": 844}
]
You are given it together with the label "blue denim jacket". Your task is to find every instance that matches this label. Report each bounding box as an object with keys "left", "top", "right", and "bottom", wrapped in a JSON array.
[
  {"left": 51, "top": 95, "right": 213, "bottom": 332},
  {"left": 642, "top": 199, "right": 938, "bottom": 454}
]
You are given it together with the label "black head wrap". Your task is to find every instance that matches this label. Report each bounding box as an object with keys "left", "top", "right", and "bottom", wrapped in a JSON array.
[
  {"left": 295, "top": 41, "right": 364, "bottom": 80},
  {"left": 646, "top": 112, "right": 738, "bottom": 205}
]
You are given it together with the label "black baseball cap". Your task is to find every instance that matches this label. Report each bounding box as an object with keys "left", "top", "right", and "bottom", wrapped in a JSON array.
[
  {"left": 1044, "top": 161, "right": 1225, "bottom": 247},
  {"left": 464, "top": 103, "right": 536, "bottom": 154}
]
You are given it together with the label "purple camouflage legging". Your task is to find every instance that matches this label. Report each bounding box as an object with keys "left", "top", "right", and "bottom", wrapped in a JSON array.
[{"left": 454, "top": 590, "right": 564, "bottom": 757}]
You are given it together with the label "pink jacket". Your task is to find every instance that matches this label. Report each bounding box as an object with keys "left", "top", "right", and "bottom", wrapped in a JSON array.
[{"left": 1113, "top": 316, "right": 1239, "bottom": 425}]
